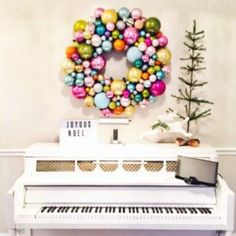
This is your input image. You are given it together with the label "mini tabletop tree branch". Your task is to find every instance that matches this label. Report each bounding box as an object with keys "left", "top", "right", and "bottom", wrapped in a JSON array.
[{"left": 168, "top": 20, "right": 213, "bottom": 133}]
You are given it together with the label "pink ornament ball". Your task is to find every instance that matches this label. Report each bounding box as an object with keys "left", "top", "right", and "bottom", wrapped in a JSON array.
[
  {"left": 74, "top": 31, "right": 84, "bottom": 42},
  {"left": 72, "top": 86, "right": 87, "bottom": 99},
  {"left": 95, "top": 8, "right": 104, "bottom": 18},
  {"left": 150, "top": 80, "right": 166, "bottom": 96},
  {"left": 106, "top": 22, "right": 115, "bottom": 31},
  {"left": 123, "top": 90, "right": 131, "bottom": 98},
  {"left": 123, "top": 27, "right": 139, "bottom": 45},
  {"left": 72, "top": 52, "right": 79, "bottom": 61},
  {"left": 158, "top": 35, "right": 168, "bottom": 47},
  {"left": 106, "top": 91, "right": 114, "bottom": 98},
  {"left": 91, "top": 56, "right": 106, "bottom": 71},
  {"left": 142, "top": 54, "right": 149, "bottom": 63},
  {"left": 101, "top": 108, "right": 112, "bottom": 117},
  {"left": 131, "top": 8, "right": 142, "bottom": 20}
]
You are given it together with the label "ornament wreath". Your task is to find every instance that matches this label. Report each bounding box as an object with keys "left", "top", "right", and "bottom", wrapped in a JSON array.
[{"left": 62, "top": 7, "right": 171, "bottom": 116}]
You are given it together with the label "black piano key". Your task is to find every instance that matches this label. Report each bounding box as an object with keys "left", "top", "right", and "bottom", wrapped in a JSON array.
[
  {"left": 71, "top": 207, "right": 76, "bottom": 213},
  {"left": 119, "top": 207, "right": 121, "bottom": 213},
  {"left": 182, "top": 208, "right": 187, "bottom": 214},
  {"left": 122, "top": 207, "right": 125, "bottom": 213},
  {"left": 112, "top": 207, "right": 116, "bottom": 213},
  {"left": 57, "top": 207, "right": 62, "bottom": 213},
  {"left": 207, "top": 208, "right": 212, "bottom": 214},
  {"left": 75, "top": 207, "right": 80, "bottom": 213},
  {"left": 41, "top": 207, "right": 47, "bottom": 213},
  {"left": 99, "top": 207, "right": 102, "bottom": 213},
  {"left": 95, "top": 207, "right": 99, "bottom": 213},
  {"left": 151, "top": 207, "right": 155, "bottom": 213},
  {"left": 159, "top": 207, "right": 163, "bottom": 213},
  {"left": 175, "top": 207, "right": 179, "bottom": 214},
  {"left": 203, "top": 208, "right": 210, "bottom": 214},
  {"left": 169, "top": 208, "right": 173, "bottom": 214},
  {"left": 47, "top": 207, "right": 52, "bottom": 213},
  {"left": 154, "top": 207, "right": 159, "bottom": 213},
  {"left": 145, "top": 207, "right": 149, "bottom": 213},
  {"left": 51, "top": 207, "right": 57, "bottom": 213},
  {"left": 81, "top": 207, "right": 85, "bottom": 213},
  {"left": 142, "top": 207, "right": 145, "bottom": 213},
  {"left": 165, "top": 207, "right": 169, "bottom": 213},
  {"left": 192, "top": 208, "right": 197, "bottom": 214},
  {"left": 65, "top": 207, "right": 70, "bottom": 213}
]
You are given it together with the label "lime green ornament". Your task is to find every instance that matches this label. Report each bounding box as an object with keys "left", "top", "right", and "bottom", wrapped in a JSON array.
[
  {"left": 74, "top": 20, "right": 87, "bottom": 32},
  {"left": 78, "top": 43, "right": 93, "bottom": 59},
  {"left": 145, "top": 17, "right": 161, "bottom": 34}
]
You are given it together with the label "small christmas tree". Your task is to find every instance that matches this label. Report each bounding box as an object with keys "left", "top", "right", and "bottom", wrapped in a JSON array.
[{"left": 168, "top": 20, "right": 213, "bottom": 133}]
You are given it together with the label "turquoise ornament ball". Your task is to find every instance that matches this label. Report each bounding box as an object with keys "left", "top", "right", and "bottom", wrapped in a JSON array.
[
  {"left": 133, "top": 59, "right": 143, "bottom": 69},
  {"left": 156, "top": 70, "right": 165, "bottom": 80},
  {"left": 127, "top": 83, "right": 135, "bottom": 92},
  {"left": 96, "top": 25, "right": 106, "bottom": 36},
  {"left": 134, "top": 93, "right": 143, "bottom": 102}
]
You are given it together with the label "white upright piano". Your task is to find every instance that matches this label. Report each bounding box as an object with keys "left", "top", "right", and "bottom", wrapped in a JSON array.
[{"left": 7, "top": 143, "right": 235, "bottom": 236}]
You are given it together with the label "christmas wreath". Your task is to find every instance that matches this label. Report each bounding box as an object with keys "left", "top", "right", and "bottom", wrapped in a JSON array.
[{"left": 62, "top": 7, "right": 171, "bottom": 116}]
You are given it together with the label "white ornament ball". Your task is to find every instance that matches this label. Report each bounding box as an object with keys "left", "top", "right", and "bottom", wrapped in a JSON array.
[{"left": 138, "top": 42, "right": 147, "bottom": 52}]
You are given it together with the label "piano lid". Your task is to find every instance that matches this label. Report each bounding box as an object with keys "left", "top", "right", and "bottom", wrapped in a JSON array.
[{"left": 24, "top": 143, "right": 217, "bottom": 161}]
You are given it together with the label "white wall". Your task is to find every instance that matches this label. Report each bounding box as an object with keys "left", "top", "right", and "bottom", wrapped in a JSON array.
[
  {"left": 0, "top": 0, "right": 236, "bottom": 148},
  {"left": 0, "top": 0, "right": 236, "bottom": 233}
]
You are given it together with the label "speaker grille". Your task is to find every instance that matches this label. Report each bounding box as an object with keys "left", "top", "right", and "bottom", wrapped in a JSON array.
[
  {"left": 36, "top": 161, "right": 75, "bottom": 172},
  {"left": 100, "top": 163, "right": 118, "bottom": 172},
  {"left": 77, "top": 161, "right": 96, "bottom": 172},
  {"left": 166, "top": 161, "right": 177, "bottom": 172},
  {"left": 123, "top": 162, "right": 141, "bottom": 172},
  {"left": 144, "top": 161, "right": 164, "bottom": 172}
]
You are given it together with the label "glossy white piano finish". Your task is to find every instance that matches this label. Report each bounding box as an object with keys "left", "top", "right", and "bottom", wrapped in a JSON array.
[{"left": 6, "top": 143, "right": 235, "bottom": 236}]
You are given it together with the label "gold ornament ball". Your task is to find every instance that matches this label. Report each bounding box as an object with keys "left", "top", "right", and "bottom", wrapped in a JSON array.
[
  {"left": 84, "top": 96, "right": 94, "bottom": 107},
  {"left": 110, "top": 79, "right": 126, "bottom": 95},
  {"left": 156, "top": 48, "right": 172, "bottom": 65},
  {"left": 101, "top": 9, "right": 118, "bottom": 24},
  {"left": 61, "top": 58, "right": 75, "bottom": 74},
  {"left": 128, "top": 67, "right": 142, "bottom": 83},
  {"left": 125, "top": 105, "right": 135, "bottom": 116}
]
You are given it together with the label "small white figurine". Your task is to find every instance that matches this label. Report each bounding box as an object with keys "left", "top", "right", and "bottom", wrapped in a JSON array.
[{"left": 141, "top": 111, "right": 192, "bottom": 143}]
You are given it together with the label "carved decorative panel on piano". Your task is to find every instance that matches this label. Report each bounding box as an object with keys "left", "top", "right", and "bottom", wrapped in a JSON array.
[{"left": 6, "top": 143, "right": 235, "bottom": 236}]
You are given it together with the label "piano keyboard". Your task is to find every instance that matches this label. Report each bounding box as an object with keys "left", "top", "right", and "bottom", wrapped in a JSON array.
[{"left": 36, "top": 206, "right": 218, "bottom": 221}]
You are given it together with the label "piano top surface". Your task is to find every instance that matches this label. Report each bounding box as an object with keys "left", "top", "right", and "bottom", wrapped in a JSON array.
[{"left": 25, "top": 142, "right": 217, "bottom": 160}]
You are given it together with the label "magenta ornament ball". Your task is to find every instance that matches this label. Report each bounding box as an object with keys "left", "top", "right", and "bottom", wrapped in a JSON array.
[
  {"left": 150, "top": 80, "right": 166, "bottom": 96},
  {"left": 91, "top": 56, "right": 106, "bottom": 71},
  {"left": 72, "top": 86, "right": 87, "bottom": 99},
  {"left": 123, "top": 27, "right": 139, "bottom": 45}
]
